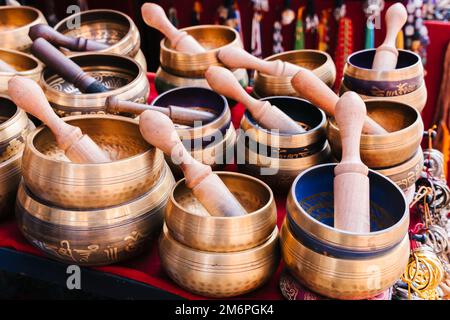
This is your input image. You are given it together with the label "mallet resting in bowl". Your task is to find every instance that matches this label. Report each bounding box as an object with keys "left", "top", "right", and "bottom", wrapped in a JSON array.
[{"left": 0, "top": 59, "right": 16, "bottom": 73}]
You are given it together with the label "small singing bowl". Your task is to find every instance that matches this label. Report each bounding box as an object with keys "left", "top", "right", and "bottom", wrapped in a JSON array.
[
  {"left": 54, "top": 9, "right": 146, "bottom": 71},
  {"left": 160, "top": 25, "right": 243, "bottom": 78},
  {"left": 237, "top": 96, "right": 330, "bottom": 191},
  {"left": 253, "top": 50, "right": 336, "bottom": 98},
  {"left": 41, "top": 53, "right": 149, "bottom": 117},
  {"left": 21, "top": 115, "right": 165, "bottom": 210},
  {"left": 0, "top": 49, "right": 43, "bottom": 94},
  {"left": 16, "top": 165, "right": 175, "bottom": 266},
  {"left": 165, "top": 171, "right": 277, "bottom": 252},
  {"left": 327, "top": 100, "right": 423, "bottom": 168},
  {"left": 282, "top": 163, "right": 410, "bottom": 299},
  {"left": 159, "top": 224, "right": 279, "bottom": 298},
  {"left": 0, "top": 6, "right": 48, "bottom": 52}
]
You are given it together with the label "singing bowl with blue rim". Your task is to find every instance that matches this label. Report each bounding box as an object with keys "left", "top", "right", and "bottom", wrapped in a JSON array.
[
  {"left": 281, "top": 163, "right": 410, "bottom": 299},
  {"left": 237, "top": 96, "right": 330, "bottom": 192},
  {"left": 151, "top": 87, "right": 236, "bottom": 175}
]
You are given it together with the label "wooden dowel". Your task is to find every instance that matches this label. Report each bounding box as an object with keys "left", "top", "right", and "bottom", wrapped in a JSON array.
[
  {"left": 291, "top": 69, "right": 388, "bottom": 135},
  {"left": 141, "top": 3, "right": 205, "bottom": 54},
  {"left": 8, "top": 76, "right": 110, "bottom": 163},
  {"left": 139, "top": 110, "right": 247, "bottom": 217},
  {"left": 333, "top": 92, "right": 370, "bottom": 233},
  {"left": 206, "top": 66, "right": 306, "bottom": 134},
  {"left": 0, "top": 59, "right": 16, "bottom": 73},
  {"left": 31, "top": 38, "right": 108, "bottom": 93},
  {"left": 29, "top": 24, "right": 109, "bottom": 52}
]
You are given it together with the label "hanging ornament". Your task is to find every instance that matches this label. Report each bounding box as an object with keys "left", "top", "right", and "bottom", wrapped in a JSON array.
[
  {"left": 281, "top": 0, "right": 295, "bottom": 26},
  {"left": 334, "top": 0, "right": 353, "bottom": 91},
  {"left": 216, "top": 1, "right": 244, "bottom": 44},
  {"left": 251, "top": 0, "right": 269, "bottom": 58},
  {"left": 273, "top": 21, "right": 284, "bottom": 54},
  {"left": 305, "top": 0, "right": 319, "bottom": 33},
  {"left": 294, "top": 7, "right": 306, "bottom": 50},
  {"left": 317, "top": 9, "right": 331, "bottom": 52},
  {"left": 168, "top": 2, "right": 179, "bottom": 28},
  {"left": 192, "top": 0, "right": 202, "bottom": 26},
  {"left": 363, "top": 0, "right": 385, "bottom": 49},
  {"left": 232, "top": 1, "right": 245, "bottom": 44},
  {"left": 404, "top": 0, "right": 430, "bottom": 66}
]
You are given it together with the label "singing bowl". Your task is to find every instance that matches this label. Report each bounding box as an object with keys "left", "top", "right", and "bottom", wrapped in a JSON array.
[
  {"left": 327, "top": 100, "right": 423, "bottom": 168},
  {"left": 41, "top": 53, "right": 149, "bottom": 117},
  {"left": 253, "top": 50, "right": 336, "bottom": 98},
  {"left": 0, "top": 49, "right": 43, "bottom": 95},
  {"left": 16, "top": 165, "right": 175, "bottom": 266},
  {"left": 282, "top": 163, "right": 410, "bottom": 299},
  {"left": 165, "top": 171, "right": 277, "bottom": 252},
  {"left": 159, "top": 224, "right": 279, "bottom": 298},
  {"left": 160, "top": 25, "right": 243, "bottom": 78},
  {"left": 0, "top": 6, "right": 48, "bottom": 52},
  {"left": 237, "top": 96, "right": 330, "bottom": 191},
  {"left": 54, "top": 9, "right": 146, "bottom": 71},
  {"left": 21, "top": 115, "right": 165, "bottom": 210}
]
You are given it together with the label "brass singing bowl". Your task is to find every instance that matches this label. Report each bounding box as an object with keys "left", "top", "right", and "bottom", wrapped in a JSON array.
[
  {"left": 0, "top": 6, "right": 48, "bottom": 52},
  {"left": 16, "top": 165, "right": 175, "bottom": 266},
  {"left": 165, "top": 171, "right": 277, "bottom": 252},
  {"left": 54, "top": 9, "right": 146, "bottom": 71},
  {"left": 282, "top": 163, "right": 410, "bottom": 299},
  {"left": 160, "top": 25, "right": 244, "bottom": 78},
  {"left": 327, "top": 100, "right": 423, "bottom": 168},
  {"left": 21, "top": 115, "right": 165, "bottom": 210},
  {"left": 41, "top": 53, "right": 149, "bottom": 117},
  {"left": 238, "top": 96, "right": 330, "bottom": 191},
  {"left": 253, "top": 50, "right": 336, "bottom": 98},
  {"left": 0, "top": 49, "right": 43, "bottom": 95},
  {"left": 159, "top": 224, "right": 279, "bottom": 298}
]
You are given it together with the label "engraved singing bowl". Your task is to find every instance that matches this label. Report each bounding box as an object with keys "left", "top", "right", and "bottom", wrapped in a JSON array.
[
  {"left": 21, "top": 115, "right": 165, "bottom": 210},
  {"left": 165, "top": 171, "right": 277, "bottom": 252},
  {"left": 151, "top": 87, "right": 236, "bottom": 175},
  {"left": 253, "top": 50, "right": 336, "bottom": 98},
  {"left": 342, "top": 49, "right": 426, "bottom": 112},
  {"left": 0, "top": 49, "right": 42, "bottom": 95},
  {"left": 159, "top": 224, "right": 279, "bottom": 298},
  {"left": 41, "top": 53, "right": 149, "bottom": 117},
  {"left": 281, "top": 163, "right": 410, "bottom": 299},
  {"left": 54, "top": 9, "right": 146, "bottom": 71},
  {"left": 237, "top": 96, "right": 331, "bottom": 192},
  {"left": 327, "top": 100, "right": 423, "bottom": 168},
  {"left": 0, "top": 96, "right": 34, "bottom": 219},
  {"left": 16, "top": 165, "right": 175, "bottom": 266},
  {"left": 0, "top": 6, "right": 48, "bottom": 52}
]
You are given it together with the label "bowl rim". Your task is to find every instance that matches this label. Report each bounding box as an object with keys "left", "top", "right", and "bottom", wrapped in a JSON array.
[
  {"left": 169, "top": 171, "right": 275, "bottom": 220},
  {"left": 0, "top": 94, "right": 26, "bottom": 131},
  {"left": 0, "top": 48, "right": 42, "bottom": 76},
  {"left": 0, "top": 6, "right": 42, "bottom": 35}
]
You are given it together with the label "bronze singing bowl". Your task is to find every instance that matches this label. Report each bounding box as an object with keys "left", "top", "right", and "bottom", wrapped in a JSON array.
[
  {"left": 41, "top": 53, "right": 149, "bottom": 117},
  {"left": 54, "top": 9, "right": 146, "bottom": 71},
  {"left": 0, "top": 6, "right": 47, "bottom": 52},
  {"left": 0, "top": 49, "right": 43, "bottom": 94},
  {"left": 160, "top": 25, "right": 244, "bottom": 78},
  {"left": 159, "top": 224, "right": 279, "bottom": 298},
  {"left": 165, "top": 171, "right": 277, "bottom": 252},
  {"left": 327, "top": 100, "right": 423, "bottom": 168},
  {"left": 253, "top": 50, "right": 336, "bottom": 98},
  {"left": 21, "top": 115, "right": 165, "bottom": 210},
  {"left": 16, "top": 165, "right": 175, "bottom": 266},
  {"left": 237, "top": 96, "right": 330, "bottom": 191}
]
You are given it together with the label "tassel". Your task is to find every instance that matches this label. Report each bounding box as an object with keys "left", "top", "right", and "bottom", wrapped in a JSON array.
[
  {"left": 317, "top": 9, "right": 331, "bottom": 52},
  {"left": 365, "top": 19, "right": 375, "bottom": 49},
  {"left": 168, "top": 2, "right": 179, "bottom": 28},
  {"left": 192, "top": 0, "right": 202, "bottom": 26},
  {"left": 294, "top": 7, "right": 305, "bottom": 50},
  {"left": 396, "top": 29, "right": 405, "bottom": 49},
  {"left": 273, "top": 21, "right": 284, "bottom": 54},
  {"left": 334, "top": 0, "right": 353, "bottom": 91}
]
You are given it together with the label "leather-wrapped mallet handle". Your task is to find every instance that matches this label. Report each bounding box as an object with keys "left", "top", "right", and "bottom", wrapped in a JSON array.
[
  {"left": 333, "top": 92, "right": 370, "bottom": 233},
  {"left": 29, "top": 24, "right": 109, "bottom": 52},
  {"left": 31, "top": 38, "right": 108, "bottom": 93},
  {"left": 372, "top": 3, "right": 407, "bottom": 70},
  {"left": 105, "top": 96, "right": 216, "bottom": 126},
  {"left": 141, "top": 3, "right": 205, "bottom": 54},
  {"left": 206, "top": 66, "right": 305, "bottom": 134},
  {"left": 139, "top": 110, "right": 247, "bottom": 217},
  {"left": 291, "top": 69, "right": 388, "bottom": 135},
  {"left": 218, "top": 46, "right": 302, "bottom": 76},
  {"left": 0, "top": 59, "right": 16, "bottom": 73},
  {"left": 8, "top": 76, "right": 110, "bottom": 163}
]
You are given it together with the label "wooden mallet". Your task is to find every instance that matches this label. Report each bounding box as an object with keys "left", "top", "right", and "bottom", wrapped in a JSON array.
[
  {"left": 8, "top": 77, "right": 110, "bottom": 163},
  {"left": 218, "top": 46, "right": 302, "bottom": 76},
  {"left": 333, "top": 92, "right": 370, "bottom": 233},
  {"left": 139, "top": 110, "right": 247, "bottom": 217},
  {"left": 141, "top": 3, "right": 205, "bottom": 54},
  {"left": 0, "top": 59, "right": 16, "bottom": 73},
  {"left": 105, "top": 96, "right": 216, "bottom": 126},
  {"left": 291, "top": 68, "right": 387, "bottom": 135},
  {"left": 205, "top": 66, "right": 306, "bottom": 134},
  {"left": 31, "top": 37, "right": 109, "bottom": 93},
  {"left": 29, "top": 24, "right": 109, "bottom": 52},
  {"left": 372, "top": 3, "right": 408, "bottom": 71}
]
